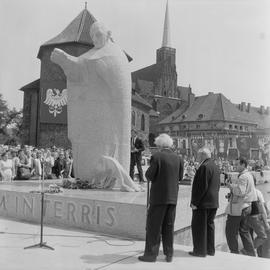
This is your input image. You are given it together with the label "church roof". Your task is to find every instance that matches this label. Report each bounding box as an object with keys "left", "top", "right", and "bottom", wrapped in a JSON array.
[
  {"left": 162, "top": 0, "right": 172, "bottom": 47},
  {"left": 132, "top": 63, "right": 162, "bottom": 83},
  {"left": 42, "top": 9, "right": 96, "bottom": 48},
  {"left": 159, "top": 92, "right": 270, "bottom": 129},
  {"left": 19, "top": 79, "right": 40, "bottom": 91},
  {"left": 37, "top": 8, "right": 132, "bottom": 61},
  {"left": 132, "top": 90, "right": 152, "bottom": 110}
]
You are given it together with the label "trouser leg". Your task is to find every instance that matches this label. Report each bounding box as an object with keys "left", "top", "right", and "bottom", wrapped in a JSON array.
[
  {"left": 161, "top": 204, "right": 176, "bottom": 257},
  {"left": 144, "top": 204, "right": 166, "bottom": 257},
  {"left": 129, "top": 154, "right": 135, "bottom": 179},
  {"left": 135, "top": 155, "right": 144, "bottom": 182},
  {"left": 247, "top": 215, "right": 267, "bottom": 249},
  {"left": 239, "top": 207, "right": 256, "bottom": 256},
  {"left": 207, "top": 208, "right": 217, "bottom": 254},
  {"left": 225, "top": 214, "right": 241, "bottom": 254},
  {"left": 191, "top": 209, "right": 207, "bottom": 255}
]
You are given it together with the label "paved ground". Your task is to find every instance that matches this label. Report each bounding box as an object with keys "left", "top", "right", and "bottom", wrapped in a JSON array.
[{"left": 0, "top": 218, "right": 269, "bottom": 270}]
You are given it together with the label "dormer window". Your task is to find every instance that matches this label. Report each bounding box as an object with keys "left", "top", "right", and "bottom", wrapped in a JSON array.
[{"left": 182, "top": 114, "right": 187, "bottom": 120}]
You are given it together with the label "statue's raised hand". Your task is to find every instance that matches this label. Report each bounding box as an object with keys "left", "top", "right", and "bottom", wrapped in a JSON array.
[{"left": 50, "top": 48, "right": 67, "bottom": 65}]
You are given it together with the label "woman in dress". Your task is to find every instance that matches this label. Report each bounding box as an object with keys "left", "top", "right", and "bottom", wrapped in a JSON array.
[
  {"left": 0, "top": 151, "right": 13, "bottom": 182},
  {"left": 44, "top": 150, "right": 55, "bottom": 179}
]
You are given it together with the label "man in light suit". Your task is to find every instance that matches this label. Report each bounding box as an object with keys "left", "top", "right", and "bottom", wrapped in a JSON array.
[
  {"left": 189, "top": 147, "right": 220, "bottom": 257},
  {"left": 130, "top": 130, "right": 145, "bottom": 182},
  {"left": 138, "top": 133, "right": 184, "bottom": 263}
]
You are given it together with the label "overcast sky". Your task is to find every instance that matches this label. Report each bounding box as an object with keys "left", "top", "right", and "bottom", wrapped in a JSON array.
[{"left": 0, "top": 0, "right": 269, "bottom": 110}]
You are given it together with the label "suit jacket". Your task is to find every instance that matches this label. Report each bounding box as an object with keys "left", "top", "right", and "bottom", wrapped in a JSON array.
[
  {"left": 134, "top": 137, "right": 145, "bottom": 152},
  {"left": 131, "top": 137, "right": 145, "bottom": 160},
  {"left": 145, "top": 149, "right": 184, "bottom": 205},
  {"left": 191, "top": 158, "right": 220, "bottom": 209}
]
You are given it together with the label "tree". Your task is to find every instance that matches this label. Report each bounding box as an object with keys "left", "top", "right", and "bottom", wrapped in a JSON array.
[{"left": 0, "top": 93, "right": 23, "bottom": 145}]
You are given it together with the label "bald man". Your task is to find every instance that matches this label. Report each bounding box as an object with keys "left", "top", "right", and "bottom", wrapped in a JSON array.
[{"left": 189, "top": 147, "right": 220, "bottom": 257}]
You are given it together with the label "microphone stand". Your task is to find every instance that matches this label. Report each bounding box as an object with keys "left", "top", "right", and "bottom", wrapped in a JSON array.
[{"left": 24, "top": 160, "right": 54, "bottom": 250}]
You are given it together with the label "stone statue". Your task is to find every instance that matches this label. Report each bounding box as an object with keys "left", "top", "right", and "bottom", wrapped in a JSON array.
[{"left": 51, "top": 22, "right": 141, "bottom": 192}]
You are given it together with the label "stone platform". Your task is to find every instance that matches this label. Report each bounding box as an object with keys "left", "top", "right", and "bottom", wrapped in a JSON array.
[{"left": 0, "top": 180, "right": 229, "bottom": 240}]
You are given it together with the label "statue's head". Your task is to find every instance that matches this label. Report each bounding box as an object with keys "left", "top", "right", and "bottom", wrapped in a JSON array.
[{"left": 90, "top": 22, "right": 111, "bottom": 49}]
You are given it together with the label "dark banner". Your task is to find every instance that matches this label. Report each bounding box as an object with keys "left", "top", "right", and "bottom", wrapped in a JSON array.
[{"left": 39, "top": 82, "right": 67, "bottom": 124}]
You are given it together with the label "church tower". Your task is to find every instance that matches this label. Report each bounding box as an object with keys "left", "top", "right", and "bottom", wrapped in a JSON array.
[{"left": 156, "top": 0, "right": 177, "bottom": 98}]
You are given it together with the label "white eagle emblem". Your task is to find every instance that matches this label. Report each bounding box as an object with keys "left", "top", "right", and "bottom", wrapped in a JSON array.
[{"left": 44, "top": 88, "right": 68, "bottom": 117}]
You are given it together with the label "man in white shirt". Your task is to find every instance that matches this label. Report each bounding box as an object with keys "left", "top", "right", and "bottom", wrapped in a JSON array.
[{"left": 225, "top": 157, "right": 257, "bottom": 256}]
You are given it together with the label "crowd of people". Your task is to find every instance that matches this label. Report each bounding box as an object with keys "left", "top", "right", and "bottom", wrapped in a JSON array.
[
  {"left": 182, "top": 156, "right": 268, "bottom": 184},
  {"left": 1, "top": 137, "right": 270, "bottom": 260},
  {"left": 0, "top": 144, "right": 74, "bottom": 182}
]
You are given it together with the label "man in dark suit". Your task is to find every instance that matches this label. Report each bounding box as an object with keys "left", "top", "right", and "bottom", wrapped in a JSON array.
[
  {"left": 138, "top": 133, "right": 184, "bottom": 263},
  {"left": 130, "top": 130, "right": 145, "bottom": 182},
  {"left": 189, "top": 147, "right": 220, "bottom": 257}
]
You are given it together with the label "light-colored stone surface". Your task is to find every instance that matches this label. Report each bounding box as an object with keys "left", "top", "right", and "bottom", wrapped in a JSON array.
[
  {"left": 0, "top": 218, "right": 269, "bottom": 270},
  {"left": 0, "top": 187, "right": 147, "bottom": 239},
  {"left": 50, "top": 22, "right": 135, "bottom": 191},
  {"left": 0, "top": 181, "right": 229, "bottom": 240}
]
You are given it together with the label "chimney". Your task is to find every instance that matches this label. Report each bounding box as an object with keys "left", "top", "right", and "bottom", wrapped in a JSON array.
[
  {"left": 188, "top": 93, "right": 195, "bottom": 107},
  {"left": 247, "top": 103, "right": 251, "bottom": 113},
  {"left": 240, "top": 102, "right": 246, "bottom": 111},
  {"left": 259, "top": 105, "right": 264, "bottom": 114}
]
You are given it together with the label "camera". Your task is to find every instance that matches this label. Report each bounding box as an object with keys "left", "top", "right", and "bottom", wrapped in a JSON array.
[{"left": 225, "top": 192, "right": 232, "bottom": 201}]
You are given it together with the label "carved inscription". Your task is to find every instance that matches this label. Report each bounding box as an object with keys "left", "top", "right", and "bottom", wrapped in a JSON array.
[{"left": 0, "top": 193, "right": 117, "bottom": 228}]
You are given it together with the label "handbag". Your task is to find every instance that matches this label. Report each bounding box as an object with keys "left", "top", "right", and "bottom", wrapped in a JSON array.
[{"left": 251, "top": 200, "right": 261, "bottom": 215}]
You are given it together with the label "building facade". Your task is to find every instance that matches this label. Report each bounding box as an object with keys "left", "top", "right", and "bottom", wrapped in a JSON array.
[{"left": 157, "top": 92, "right": 270, "bottom": 161}]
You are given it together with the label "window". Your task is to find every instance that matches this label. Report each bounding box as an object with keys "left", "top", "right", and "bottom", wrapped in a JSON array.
[
  {"left": 196, "top": 124, "right": 200, "bottom": 129},
  {"left": 183, "top": 125, "right": 186, "bottom": 129},
  {"left": 240, "top": 126, "right": 243, "bottom": 131},
  {"left": 198, "top": 114, "right": 203, "bottom": 119},
  {"left": 234, "top": 125, "right": 238, "bottom": 129},
  {"left": 132, "top": 111, "right": 136, "bottom": 126},
  {"left": 141, "top": 114, "right": 145, "bottom": 131},
  {"left": 229, "top": 124, "right": 232, "bottom": 129}
]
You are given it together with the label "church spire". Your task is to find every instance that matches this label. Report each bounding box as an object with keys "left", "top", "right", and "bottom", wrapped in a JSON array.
[{"left": 162, "top": 0, "right": 171, "bottom": 47}]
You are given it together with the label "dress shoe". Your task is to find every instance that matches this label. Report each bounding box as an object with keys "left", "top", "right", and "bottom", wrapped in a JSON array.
[
  {"left": 188, "top": 251, "right": 206, "bottom": 257},
  {"left": 138, "top": 255, "right": 156, "bottom": 262},
  {"left": 207, "top": 252, "right": 215, "bottom": 256},
  {"left": 165, "top": 256, "right": 173, "bottom": 262}
]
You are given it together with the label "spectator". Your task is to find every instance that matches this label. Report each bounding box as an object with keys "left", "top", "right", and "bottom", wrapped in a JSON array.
[
  {"left": 11, "top": 150, "right": 19, "bottom": 180},
  {"left": 0, "top": 151, "right": 13, "bottom": 182},
  {"left": 16, "top": 150, "right": 31, "bottom": 180},
  {"left": 225, "top": 157, "right": 257, "bottom": 256},
  {"left": 189, "top": 147, "right": 220, "bottom": 257},
  {"left": 138, "top": 133, "right": 184, "bottom": 263},
  {"left": 44, "top": 150, "right": 55, "bottom": 179},
  {"left": 53, "top": 151, "right": 66, "bottom": 178},
  {"left": 248, "top": 177, "right": 269, "bottom": 256}
]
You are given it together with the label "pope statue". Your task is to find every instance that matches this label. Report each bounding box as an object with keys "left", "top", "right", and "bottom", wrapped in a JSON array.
[{"left": 51, "top": 22, "right": 141, "bottom": 192}]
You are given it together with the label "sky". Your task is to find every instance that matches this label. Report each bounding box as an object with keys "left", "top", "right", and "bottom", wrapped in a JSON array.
[{"left": 0, "top": 0, "right": 269, "bottom": 110}]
